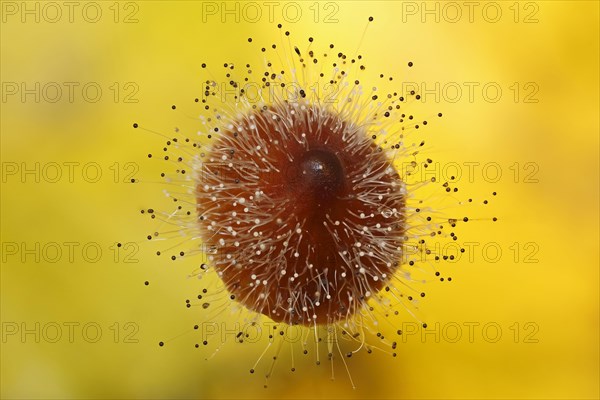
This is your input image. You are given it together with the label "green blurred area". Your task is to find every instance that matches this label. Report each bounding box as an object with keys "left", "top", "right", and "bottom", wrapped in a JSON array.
[{"left": 1, "top": 1, "right": 598, "bottom": 399}]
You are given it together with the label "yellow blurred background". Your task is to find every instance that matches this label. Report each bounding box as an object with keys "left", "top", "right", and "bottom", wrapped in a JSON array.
[{"left": 1, "top": 1, "right": 598, "bottom": 398}]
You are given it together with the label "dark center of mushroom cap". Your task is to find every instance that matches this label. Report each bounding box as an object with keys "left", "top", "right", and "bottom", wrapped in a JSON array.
[{"left": 296, "top": 148, "right": 346, "bottom": 206}]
